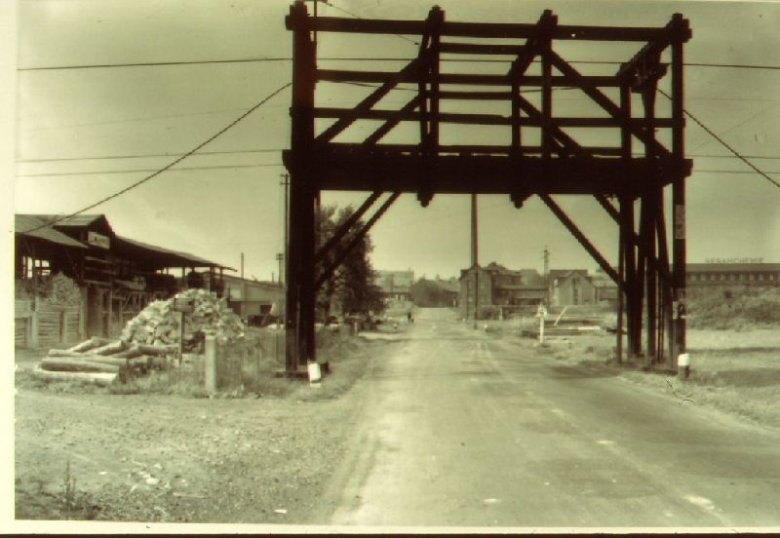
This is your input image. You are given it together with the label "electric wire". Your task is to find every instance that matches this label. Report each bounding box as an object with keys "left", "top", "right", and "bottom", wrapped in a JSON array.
[
  {"left": 18, "top": 57, "right": 780, "bottom": 71},
  {"left": 19, "top": 81, "right": 292, "bottom": 234},
  {"left": 17, "top": 151, "right": 780, "bottom": 166},
  {"left": 659, "top": 88, "right": 780, "bottom": 189},
  {"left": 17, "top": 164, "right": 285, "bottom": 177}
]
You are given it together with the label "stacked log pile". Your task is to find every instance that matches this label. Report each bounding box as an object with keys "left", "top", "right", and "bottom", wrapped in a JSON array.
[
  {"left": 121, "top": 288, "right": 244, "bottom": 350},
  {"left": 34, "top": 289, "right": 244, "bottom": 386},
  {"left": 33, "top": 337, "right": 176, "bottom": 386}
]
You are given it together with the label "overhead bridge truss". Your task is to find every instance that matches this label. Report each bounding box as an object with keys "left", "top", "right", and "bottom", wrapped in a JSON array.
[{"left": 283, "top": 2, "right": 692, "bottom": 372}]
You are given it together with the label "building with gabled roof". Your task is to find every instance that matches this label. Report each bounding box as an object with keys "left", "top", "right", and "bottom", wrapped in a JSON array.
[{"left": 15, "top": 213, "right": 233, "bottom": 343}]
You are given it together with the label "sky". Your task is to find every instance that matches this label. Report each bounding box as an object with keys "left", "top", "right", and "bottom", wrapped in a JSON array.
[{"left": 7, "top": 0, "right": 780, "bottom": 282}]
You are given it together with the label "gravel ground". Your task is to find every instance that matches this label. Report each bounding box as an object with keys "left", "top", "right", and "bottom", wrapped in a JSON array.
[{"left": 13, "top": 335, "right": 401, "bottom": 526}]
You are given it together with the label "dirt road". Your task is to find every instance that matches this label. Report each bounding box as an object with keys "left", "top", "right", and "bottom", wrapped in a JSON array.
[{"left": 311, "top": 308, "right": 780, "bottom": 528}]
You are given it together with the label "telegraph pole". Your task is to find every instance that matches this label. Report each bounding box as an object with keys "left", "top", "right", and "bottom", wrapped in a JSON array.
[
  {"left": 543, "top": 245, "right": 550, "bottom": 305},
  {"left": 280, "top": 173, "right": 289, "bottom": 285}
]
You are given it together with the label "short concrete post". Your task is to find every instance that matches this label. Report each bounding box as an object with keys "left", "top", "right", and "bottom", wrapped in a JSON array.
[
  {"left": 204, "top": 332, "right": 218, "bottom": 395},
  {"left": 677, "top": 352, "right": 690, "bottom": 379}
]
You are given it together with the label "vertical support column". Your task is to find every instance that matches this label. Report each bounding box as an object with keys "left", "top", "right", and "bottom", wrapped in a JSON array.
[
  {"left": 617, "top": 83, "right": 632, "bottom": 363},
  {"left": 471, "top": 193, "right": 479, "bottom": 327},
  {"left": 541, "top": 41, "right": 553, "bottom": 162},
  {"left": 656, "top": 195, "right": 674, "bottom": 367},
  {"left": 622, "top": 198, "right": 638, "bottom": 358},
  {"left": 641, "top": 86, "right": 658, "bottom": 363},
  {"left": 671, "top": 14, "right": 688, "bottom": 360},
  {"left": 286, "top": 1, "right": 317, "bottom": 372}
]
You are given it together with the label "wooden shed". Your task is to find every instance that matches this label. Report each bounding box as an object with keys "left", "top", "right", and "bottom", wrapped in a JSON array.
[{"left": 15, "top": 214, "right": 231, "bottom": 346}]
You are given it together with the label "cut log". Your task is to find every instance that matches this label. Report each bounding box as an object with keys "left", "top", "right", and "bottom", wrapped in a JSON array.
[
  {"left": 49, "top": 349, "right": 94, "bottom": 358},
  {"left": 135, "top": 344, "right": 178, "bottom": 356},
  {"left": 40, "top": 357, "right": 121, "bottom": 374},
  {"left": 89, "top": 340, "right": 127, "bottom": 356},
  {"left": 112, "top": 345, "right": 146, "bottom": 359},
  {"left": 66, "top": 336, "right": 112, "bottom": 353},
  {"left": 33, "top": 365, "right": 118, "bottom": 386}
]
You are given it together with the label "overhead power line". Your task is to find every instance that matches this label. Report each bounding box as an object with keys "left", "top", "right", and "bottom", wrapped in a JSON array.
[
  {"left": 17, "top": 163, "right": 285, "bottom": 177},
  {"left": 18, "top": 148, "right": 286, "bottom": 164},
  {"left": 19, "top": 81, "right": 292, "bottom": 234},
  {"left": 659, "top": 88, "right": 780, "bottom": 190},
  {"left": 18, "top": 57, "right": 780, "bottom": 71}
]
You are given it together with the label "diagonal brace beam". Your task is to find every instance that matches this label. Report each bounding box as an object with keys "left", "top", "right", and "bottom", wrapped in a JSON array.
[
  {"left": 515, "top": 94, "right": 673, "bottom": 287},
  {"left": 595, "top": 192, "right": 673, "bottom": 286},
  {"left": 363, "top": 95, "right": 422, "bottom": 146},
  {"left": 539, "top": 193, "right": 621, "bottom": 286},
  {"left": 317, "top": 57, "right": 424, "bottom": 144},
  {"left": 314, "top": 191, "right": 382, "bottom": 264},
  {"left": 315, "top": 192, "right": 401, "bottom": 291},
  {"left": 547, "top": 50, "right": 671, "bottom": 157}
]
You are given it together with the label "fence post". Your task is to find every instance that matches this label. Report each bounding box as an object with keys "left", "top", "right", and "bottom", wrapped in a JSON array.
[
  {"left": 204, "top": 332, "right": 218, "bottom": 395},
  {"left": 30, "top": 297, "right": 40, "bottom": 348}
]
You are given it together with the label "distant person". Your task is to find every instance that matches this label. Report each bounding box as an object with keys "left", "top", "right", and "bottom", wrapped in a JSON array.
[{"left": 407, "top": 310, "right": 414, "bottom": 323}]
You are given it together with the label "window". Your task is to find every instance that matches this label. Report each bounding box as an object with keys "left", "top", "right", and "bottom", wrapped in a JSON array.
[{"left": 20, "top": 256, "right": 50, "bottom": 280}]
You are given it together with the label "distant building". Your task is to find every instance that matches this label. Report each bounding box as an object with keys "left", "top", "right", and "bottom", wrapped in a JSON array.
[
  {"left": 591, "top": 269, "right": 619, "bottom": 306},
  {"left": 220, "top": 273, "right": 284, "bottom": 324},
  {"left": 686, "top": 262, "right": 780, "bottom": 288},
  {"left": 548, "top": 269, "right": 597, "bottom": 306},
  {"left": 459, "top": 262, "right": 546, "bottom": 317},
  {"left": 410, "top": 277, "right": 459, "bottom": 307},
  {"left": 375, "top": 270, "right": 414, "bottom": 302}
]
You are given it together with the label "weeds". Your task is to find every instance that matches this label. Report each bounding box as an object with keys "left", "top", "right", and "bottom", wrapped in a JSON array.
[{"left": 62, "top": 460, "right": 78, "bottom": 514}]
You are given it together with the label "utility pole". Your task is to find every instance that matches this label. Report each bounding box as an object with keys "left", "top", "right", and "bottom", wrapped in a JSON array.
[
  {"left": 471, "top": 193, "right": 479, "bottom": 329},
  {"left": 543, "top": 245, "right": 550, "bottom": 306},
  {"left": 280, "top": 173, "right": 289, "bottom": 286},
  {"left": 240, "top": 252, "right": 246, "bottom": 320},
  {"left": 276, "top": 253, "right": 284, "bottom": 286}
]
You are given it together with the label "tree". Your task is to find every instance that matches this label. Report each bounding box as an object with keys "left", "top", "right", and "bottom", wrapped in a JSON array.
[{"left": 316, "top": 205, "right": 385, "bottom": 321}]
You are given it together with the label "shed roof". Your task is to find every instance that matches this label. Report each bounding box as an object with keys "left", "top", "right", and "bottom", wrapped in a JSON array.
[
  {"left": 16, "top": 213, "right": 230, "bottom": 270},
  {"left": 113, "top": 236, "right": 233, "bottom": 270},
  {"left": 15, "top": 215, "right": 88, "bottom": 249}
]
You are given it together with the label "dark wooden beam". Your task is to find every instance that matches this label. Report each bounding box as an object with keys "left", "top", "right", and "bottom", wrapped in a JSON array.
[
  {"left": 317, "top": 69, "right": 622, "bottom": 87},
  {"left": 316, "top": 57, "right": 424, "bottom": 143},
  {"left": 314, "top": 192, "right": 401, "bottom": 291},
  {"left": 283, "top": 150, "right": 691, "bottom": 195},
  {"left": 547, "top": 50, "right": 674, "bottom": 156},
  {"left": 315, "top": 107, "right": 676, "bottom": 128},
  {"left": 362, "top": 96, "right": 422, "bottom": 146},
  {"left": 314, "top": 191, "right": 382, "bottom": 263},
  {"left": 538, "top": 194, "right": 621, "bottom": 285},
  {"left": 288, "top": 14, "right": 675, "bottom": 43}
]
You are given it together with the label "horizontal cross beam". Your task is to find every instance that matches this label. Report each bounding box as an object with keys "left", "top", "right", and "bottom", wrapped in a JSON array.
[
  {"left": 282, "top": 150, "right": 691, "bottom": 195},
  {"left": 317, "top": 69, "right": 622, "bottom": 87},
  {"left": 288, "top": 14, "right": 680, "bottom": 43},
  {"left": 314, "top": 107, "right": 676, "bottom": 129}
]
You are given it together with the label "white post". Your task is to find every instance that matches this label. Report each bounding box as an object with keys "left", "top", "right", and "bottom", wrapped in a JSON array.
[{"left": 537, "top": 302, "right": 547, "bottom": 344}]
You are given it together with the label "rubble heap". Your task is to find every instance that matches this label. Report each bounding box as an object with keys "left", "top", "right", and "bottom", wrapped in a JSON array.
[{"left": 121, "top": 288, "right": 245, "bottom": 350}]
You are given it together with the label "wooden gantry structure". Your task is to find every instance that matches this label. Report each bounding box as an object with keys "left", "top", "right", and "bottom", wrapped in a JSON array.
[{"left": 283, "top": 2, "right": 692, "bottom": 372}]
